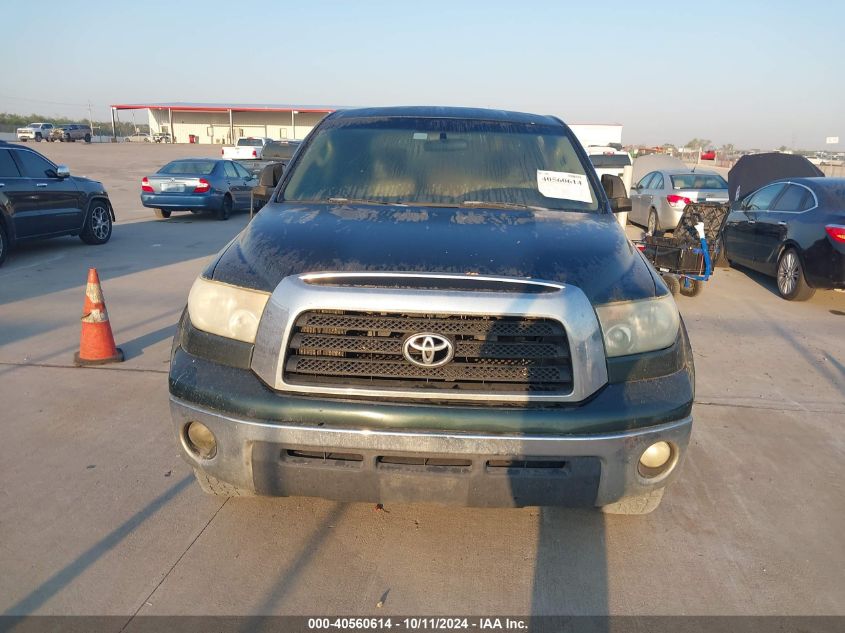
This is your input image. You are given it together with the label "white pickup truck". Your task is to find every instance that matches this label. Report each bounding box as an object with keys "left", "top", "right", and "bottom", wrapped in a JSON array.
[
  {"left": 221, "top": 137, "right": 273, "bottom": 159},
  {"left": 16, "top": 122, "right": 55, "bottom": 142}
]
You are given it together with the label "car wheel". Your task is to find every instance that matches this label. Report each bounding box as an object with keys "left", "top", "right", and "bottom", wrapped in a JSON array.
[
  {"left": 679, "top": 278, "right": 703, "bottom": 297},
  {"left": 777, "top": 248, "right": 815, "bottom": 301},
  {"left": 35, "top": 133, "right": 42, "bottom": 142},
  {"left": 154, "top": 209, "right": 171, "bottom": 219},
  {"left": 217, "top": 195, "right": 232, "bottom": 221},
  {"left": 84, "top": 133, "right": 91, "bottom": 143},
  {"left": 601, "top": 488, "right": 664, "bottom": 515},
  {"left": 193, "top": 468, "right": 252, "bottom": 497},
  {"left": 647, "top": 208, "right": 662, "bottom": 236},
  {"left": 0, "top": 223, "right": 8, "bottom": 267},
  {"left": 79, "top": 201, "right": 113, "bottom": 245}
]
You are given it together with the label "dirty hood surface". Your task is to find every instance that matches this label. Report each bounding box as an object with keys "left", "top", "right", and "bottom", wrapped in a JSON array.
[{"left": 209, "top": 203, "right": 658, "bottom": 304}]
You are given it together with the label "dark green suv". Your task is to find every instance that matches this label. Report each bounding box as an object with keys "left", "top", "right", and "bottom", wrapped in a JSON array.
[{"left": 0, "top": 141, "right": 114, "bottom": 266}]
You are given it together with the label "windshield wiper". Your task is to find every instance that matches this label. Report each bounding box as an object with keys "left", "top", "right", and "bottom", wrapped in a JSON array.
[
  {"left": 326, "top": 197, "right": 405, "bottom": 206},
  {"left": 460, "top": 200, "right": 550, "bottom": 211}
]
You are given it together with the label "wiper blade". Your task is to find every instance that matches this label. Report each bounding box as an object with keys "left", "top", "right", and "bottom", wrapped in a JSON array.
[
  {"left": 326, "top": 197, "right": 404, "bottom": 206},
  {"left": 460, "top": 200, "right": 549, "bottom": 211}
]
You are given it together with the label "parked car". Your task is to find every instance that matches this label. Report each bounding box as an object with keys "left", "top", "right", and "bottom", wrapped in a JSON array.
[
  {"left": 52, "top": 124, "right": 93, "bottom": 143},
  {"left": 0, "top": 141, "right": 114, "bottom": 266},
  {"left": 125, "top": 132, "right": 152, "bottom": 143},
  {"left": 700, "top": 150, "right": 716, "bottom": 161},
  {"left": 630, "top": 169, "right": 728, "bottom": 234},
  {"left": 153, "top": 132, "right": 172, "bottom": 143},
  {"left": 16, "top": 123, "right": 54, "bottom": 142},
  {"left": 168, "top": 106, "right": 693, "bottom": 514},
  {"left": 723, "top": 178, "right": 845, "bottom": 300},
  {"left": 221, "top": 137, "right": 273, "bottom": 159},
  {"left": 140, "top": 158, "right": 258, "bottom": 220}
]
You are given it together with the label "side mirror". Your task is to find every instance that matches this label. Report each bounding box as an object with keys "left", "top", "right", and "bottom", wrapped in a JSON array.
[
  {"left": 601, "top": 174, "right": 632, "bottom": 212},
  {"left": 55, "top": 165, "right": 70, "bottom": 179}
]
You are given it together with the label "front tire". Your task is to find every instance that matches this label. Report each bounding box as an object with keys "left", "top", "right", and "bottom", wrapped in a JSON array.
[
  {"left": 154, "top": 209, "right": 171, "bottom": 219},
  {"left": 601, "top": 488, "right": 665, "bottom": 515},
  {"left": 80, "top": 201, "right": 113, "bottom": 245},
  {"left": 84, "top": 133, "right": 91, "bottom": 143},
  {"left": 217, "top": 195, "right": 232, "bottom": 221},
  {"left": 35, "top": 133, "right": 42, "bottom": 142},
  {"left": 777, "top": 248, "right": 815, "bottom": 301},
  {"left": 0, "top": 223, "right": 8, "bottom": 267}
]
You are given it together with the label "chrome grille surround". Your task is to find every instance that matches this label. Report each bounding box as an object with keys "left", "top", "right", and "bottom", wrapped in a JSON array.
[{"left": 251, "top": 272, "right": 608, "bottom": 403}]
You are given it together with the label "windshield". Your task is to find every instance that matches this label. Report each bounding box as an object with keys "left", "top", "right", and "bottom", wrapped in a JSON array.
[
  {"left": 158, "top": 160, "right": 217, "bottom": 175},
  {"left": 589, "top": 154, "right": 631, "bottom": 168},
  {"left": 238, "top": 138, "right": 263, "bottom": 146},
  {"left": 671, "top": 174, "right": 728, "bottom": 190},
  {"left": 282, "top": 117, "right": 599, "bottom": 211}
]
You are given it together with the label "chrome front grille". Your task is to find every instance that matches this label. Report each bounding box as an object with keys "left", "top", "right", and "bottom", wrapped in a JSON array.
[
  {"left": 250, "top": 272, "right": 608, "bottom": 403},
  {"left": 284, "top": 310, "right": 572, "bottom": 393}
]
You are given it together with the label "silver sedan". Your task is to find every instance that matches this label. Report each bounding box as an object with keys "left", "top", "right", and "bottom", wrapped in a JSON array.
[{"left": 630, "top": 169, "right": 728, "bottom": 234}]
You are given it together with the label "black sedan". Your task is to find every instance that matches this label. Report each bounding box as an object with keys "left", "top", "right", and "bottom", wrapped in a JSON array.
[
  {"left": 723, "top": 177, "right": 845, "bottom": 300},
  {"left": 0, "top": 141, "right": 114, "bottom": 266}
]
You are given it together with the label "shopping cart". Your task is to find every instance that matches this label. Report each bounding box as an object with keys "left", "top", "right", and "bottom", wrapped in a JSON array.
[{"left": 634, "top": 202, "right": 730, "bottom": 297}]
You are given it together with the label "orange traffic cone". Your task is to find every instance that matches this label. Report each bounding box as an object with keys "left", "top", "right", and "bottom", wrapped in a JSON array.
[{"left": 74, "top": 268, "right": 124, "bottom": 366}]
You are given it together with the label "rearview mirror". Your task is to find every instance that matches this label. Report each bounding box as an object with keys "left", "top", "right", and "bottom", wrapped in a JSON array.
[
  {"left": 601, "top": 174, "right": 632, "bottom": 212},
  {"left": 55, "top": 165, "right": 70, "bottom": 179}
]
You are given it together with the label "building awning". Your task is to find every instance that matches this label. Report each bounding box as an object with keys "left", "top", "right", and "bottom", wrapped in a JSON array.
[{"left": 109, "top": 102, "right": 342, "bottom": 113}]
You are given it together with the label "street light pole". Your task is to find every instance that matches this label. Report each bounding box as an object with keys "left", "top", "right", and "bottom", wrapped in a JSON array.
[{"left": 291, "top": 110, "right": 299, "bottom": 140}]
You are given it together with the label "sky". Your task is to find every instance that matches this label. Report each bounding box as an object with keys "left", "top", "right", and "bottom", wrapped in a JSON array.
[{"left": 1, "top": 0, "right": 842, "bottom": 150}]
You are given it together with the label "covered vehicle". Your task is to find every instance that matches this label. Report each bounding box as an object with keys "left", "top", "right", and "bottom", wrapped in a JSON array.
[
  {"left": 140, "top": 158, "right": 258, "bottom": 220},
  {"left": 728, "top": 152, "right": 823, "bottom": 202},
  {"left": 724, "top": 177, "right": 845, "bottom": 300},
  {"left": 169, "top": 106, "right": 693, "bottom": 514}
]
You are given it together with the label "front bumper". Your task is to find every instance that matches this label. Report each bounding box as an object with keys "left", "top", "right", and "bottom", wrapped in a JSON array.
[
  {"left": 170, "top": 380, "right": 692, "bottom": 507},
  {"left": 140, "top": 193, "right": 222, "bottom": 211}
]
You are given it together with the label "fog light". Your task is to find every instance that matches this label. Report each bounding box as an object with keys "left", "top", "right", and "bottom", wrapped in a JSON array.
[
  {"left": 185, "top": 421, "right": 217, "bottom": 459},
  {"left": 638, "top": 441, "right": 673, "bottom": 478}
]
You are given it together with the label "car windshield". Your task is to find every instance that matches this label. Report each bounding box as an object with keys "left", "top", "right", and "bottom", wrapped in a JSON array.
[
  {"left": 158, "top": 160, "right": 217, "bottom": 175},
  {"left": 671, "top": 174, "right": 727, "bottom": 190},
  {"left": 238, "top": 138, "right": 263, "bottom": 146},
  {"left": 282, "top": 117, "right": 600, "bottom": 211},
  {"left": 589, "top": 154, "right": 631, "bottom": 168}
]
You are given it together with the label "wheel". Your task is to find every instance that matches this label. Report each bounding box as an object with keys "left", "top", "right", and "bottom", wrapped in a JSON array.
[
  {"left": 647, "top": 208, "right": 663, "bottom": 236},
  {"left": 19, "top": 138, "right": 27, "bottom": 142},
  {"left": 193, "top": 468, "right": 252, "bottom": 497},
  {"left": 777, "top": 248, "right": 815, "bottom": 301},
  {"left": 35, "top": 133, "right": 42, "bottom": 142},
  {"left": 84, "top": 133, "right": 91, "bottom": 143},
  {"left": 154, "top": 209, "right": 171, "bottom": 219},
  {"left": 217, "top": 195, "right": 232, "bottom": 221},
  {"left": 601, "top": 488, "right": 665, "bottom": 515},
  {"left": 662, "top": 274, "right": 680, "bottom": 295},
  {"left": 679, "top": 278, "right": 703, "bottom": 297},
  {"left": 0, "top": 223, "right": 8, "bottom": 267},
  {"left": 79, "top": 201, "right": 113, "bottom": 245}
]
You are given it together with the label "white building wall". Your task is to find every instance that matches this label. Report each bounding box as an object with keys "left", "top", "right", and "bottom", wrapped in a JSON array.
[{"left": 143, "top": 108, "right": 329, "bottom": 144}]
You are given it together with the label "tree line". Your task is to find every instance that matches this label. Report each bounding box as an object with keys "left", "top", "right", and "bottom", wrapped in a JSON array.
[{"left": 0, "top": 112, "right": 148, "bottom": 136}]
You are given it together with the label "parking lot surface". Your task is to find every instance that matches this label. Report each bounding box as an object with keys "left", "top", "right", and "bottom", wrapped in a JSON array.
[{"left": 1, "top": 144, "right": 843, "bottom": 617}]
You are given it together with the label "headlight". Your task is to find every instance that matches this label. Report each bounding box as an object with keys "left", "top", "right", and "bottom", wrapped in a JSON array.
[
  {"left": 595, "top": 294, "right": 680, "bottom": 357},
  {"left": 187, "top": 276, "right": 270, "bottom": 343}
]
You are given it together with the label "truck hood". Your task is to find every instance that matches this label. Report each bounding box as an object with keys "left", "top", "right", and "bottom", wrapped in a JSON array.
[{"left": 210, "top": 203, "right": 659, "bottom": 304}]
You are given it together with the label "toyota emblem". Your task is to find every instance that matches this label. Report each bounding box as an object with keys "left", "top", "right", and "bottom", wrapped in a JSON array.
[{"left": 403, "top": 333, "right": 454, "bottom": 368}]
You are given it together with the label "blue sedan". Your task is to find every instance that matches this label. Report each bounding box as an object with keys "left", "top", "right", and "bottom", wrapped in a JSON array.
[{"left": 140, "top": 158, "right": 258, "bottom": 220}]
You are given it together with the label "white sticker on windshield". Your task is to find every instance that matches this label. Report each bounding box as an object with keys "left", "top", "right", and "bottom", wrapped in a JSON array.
[{"left": 537, "top": 170, "right": 593, "bottom": 203}]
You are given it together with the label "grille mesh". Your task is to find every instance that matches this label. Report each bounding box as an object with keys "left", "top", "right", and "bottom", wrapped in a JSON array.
[{"left": 283, "top": 310, "right": 573, "bottom": 394}]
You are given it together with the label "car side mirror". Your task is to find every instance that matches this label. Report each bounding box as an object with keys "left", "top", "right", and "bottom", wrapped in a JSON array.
[
  {"left": 55, "top": 165, "right": 70, "bottom": 179},
  {"left": 601, "top": 174, "right": 632, "bottom": 213}
]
